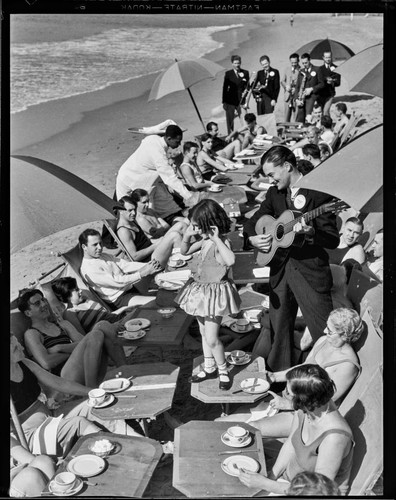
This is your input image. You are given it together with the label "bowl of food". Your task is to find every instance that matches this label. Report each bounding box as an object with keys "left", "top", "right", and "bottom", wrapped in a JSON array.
[
  {"left": 157, "top": 307, "right": 176, "bottom": 319},
  {"left": 88, "top": 439, "right": 114, "bottom": 458}
]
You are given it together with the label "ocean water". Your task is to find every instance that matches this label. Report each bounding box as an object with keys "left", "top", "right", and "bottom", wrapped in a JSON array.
[{"left": 11, "top": 24, "right": 242, "bottom": 114}]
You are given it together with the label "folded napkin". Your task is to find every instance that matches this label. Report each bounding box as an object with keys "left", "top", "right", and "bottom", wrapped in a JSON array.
[
  {"left": 258, "top": 182, "right": 272, "bottom": 190},
  {"left": 221, "top": 315, "right": 237, "bottom": 327},
  {"left": 246, "top": 402, "right": 278, "bottom": 423},
  {"left": 253, "top": 267, "right": 271, "bottom": 278}
]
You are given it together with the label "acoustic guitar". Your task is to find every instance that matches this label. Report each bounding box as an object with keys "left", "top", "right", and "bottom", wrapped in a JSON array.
[{"left": 254, "top": 200, "right": 348, "bottom": 267}]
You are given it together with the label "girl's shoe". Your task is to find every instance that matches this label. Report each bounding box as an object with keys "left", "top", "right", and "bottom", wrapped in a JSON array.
[
  {"left": 219, "top": 373, "right": 232, "bottom": 391},
  {"left": 188, "top": 369, "right": 218, "bottom": 383}
]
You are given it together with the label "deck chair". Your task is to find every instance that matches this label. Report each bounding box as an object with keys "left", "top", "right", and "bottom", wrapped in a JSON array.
[
  {"left": 346, "top": 268, "right": 381, "bottom": 313},
  {"left": 337, "top": 113, "right": 362, "bottom": 150},
  {"left": 359, "top": 212, "right": 383, "bottom": 250},
  {"left": 102, "top": 219, "right": 134, "bottom": 261},
  {"left": 338, "top": 310, "right": 383, "bottom": 495},
  {"left": 59, "top": 244, "right": 115, "bottom": 311}
]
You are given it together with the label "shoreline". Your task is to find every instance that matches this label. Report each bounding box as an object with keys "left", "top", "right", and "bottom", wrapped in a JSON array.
[{"left": 10, "top": 13, "right": 383, "bottom": 298}]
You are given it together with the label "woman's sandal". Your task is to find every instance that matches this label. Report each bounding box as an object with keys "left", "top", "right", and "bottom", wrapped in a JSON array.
[
  {"left": 188, "top": 369, "right": 218, "bottom": 384},
  {"left": 219, "top": 373, "right": 232, "bottom": 391}
]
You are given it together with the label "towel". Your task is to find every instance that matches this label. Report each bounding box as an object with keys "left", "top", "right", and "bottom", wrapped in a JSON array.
[
  {"left": 253, "top": 267, "right": 271, "bottom": 278},
  {"left": 32, "top": 414, "right": 63, "bottom": 455}
]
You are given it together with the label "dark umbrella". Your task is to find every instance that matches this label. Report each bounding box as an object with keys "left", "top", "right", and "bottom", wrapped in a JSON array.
[
  {"left": 148, "top": 58, "right": 224, "bottom": 132},
  {"left": 336, "top": 43, "right": 383, "bottom": 98},
  {"left": 296, "top": 38, "right": 355, "bottom": 61},
  {"left": 296, "top": 125, "right": 382, "bottom": 214},
  {"left": 11, "top": 155, "right": 122, "bottom": 253}
]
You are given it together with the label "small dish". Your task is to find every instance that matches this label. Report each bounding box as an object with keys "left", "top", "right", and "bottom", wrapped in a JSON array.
[
  {"left": 48, "top": 477, "right": 83, "bottom": 496},
  {"left": 87, "top": 393, "right": 115, "bottom": 408},
  {"left": 168, "top": 259, "right": 187, "bottom": 268},
  {"left": 88, "top": 439, "right": 115, "bottom": 458},
  {"left": 209, "top": 186, "right": 223, "bottom": 193},
  {"left": 221, "top": 455, "right": 259, "bottom": 477},
  {"left": 124, "top": 318, "right": 151, "bottom": 330},
  {"left": 221, "top": 431, "right": 252, "bottom": 448},
  {"left": 226, "top": 353, "right": 251, "bottom": 366},
  {"left": 119, "top": 330, "right": 146, "bottom": 340},
  {"left": 240, "top": 378, "right": 270, "bottom": 394},
  {"left": 99, "top": 378, "right": 131, "bottom": 393},
  {"left": 157, "top": 307, "right": 176, "bottom": 319},
  {"left": 230, "top": 323, "right": 254, "bottom": 334}
]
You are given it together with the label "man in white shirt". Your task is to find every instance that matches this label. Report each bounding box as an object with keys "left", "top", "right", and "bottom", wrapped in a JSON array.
[
  {"left": 116, "top": 125, "right": 199, "bottom": 209},
  {"left": 79, "top": 229, "right": 161, "bottom": 308}
]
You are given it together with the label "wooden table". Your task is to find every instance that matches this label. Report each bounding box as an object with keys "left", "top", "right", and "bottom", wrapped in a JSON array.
[
  {"left": 44, "top": 431, "right": 162, "bottom": 497},
  {"left": 92, "top": 362, "right": 180, "bottom": 435},
  {"left": 230, "top": 162, "right": 261, "bottom": 175},
  {"left": 206, "top": 185, "right": 247, "bottom": 204},
  {"left": 191, "top": 354, "right": 267, "bottom": 415},
  {"left": 173, "top": 420, "right": 266, "bottom": 498},
  {"left": 230, "top": 251, "right": 270, "bottom": 285},
  {"left": 226, "top": 172, "right": 252, "bottom": 186}
]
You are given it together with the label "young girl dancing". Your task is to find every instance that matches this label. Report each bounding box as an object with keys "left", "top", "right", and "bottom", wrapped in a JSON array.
[{"left": 175, "top": 199, "right": 241, "bottom": 390}]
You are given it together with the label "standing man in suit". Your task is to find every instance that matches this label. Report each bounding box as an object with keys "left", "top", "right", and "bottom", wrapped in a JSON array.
[
  {"left": 255, "top": 55, "right": 280, "bottom": 116},
  {"left": 243, "top": 145, "right": 339, "bottom": 371},
  {"left": 280, "top": 53, "right": 300, "bottom": 122},
  {"left": 294, "top": 53, "right": 324, "bottom": 123},
  {"left": 317, "top": 51, "right": 341, "bottom": 116},
  {"left": 222, "top": 55, "right": 249, "bottom": 135}
]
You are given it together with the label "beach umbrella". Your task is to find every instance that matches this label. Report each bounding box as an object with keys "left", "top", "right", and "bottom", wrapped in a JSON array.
[
  {"left": 336, "top": 43, "right": 383, "bottom": 98},
  {"left": 148, "top": 58, "right": 224, "bottom": 132},
  {"left": 296, "top": 125, "right": 382, "bottom": 214},
  {"left": 11, "top": 155, "right": 122, "bottom": 253},
  {"left": 296, "top": 38, "right": 355, "bottom": 61}
]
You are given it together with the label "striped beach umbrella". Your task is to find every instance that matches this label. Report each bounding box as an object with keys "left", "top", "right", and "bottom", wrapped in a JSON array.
[
  {"left": 296, "top": 38, "right": 355, "bottom": 61},
  {"left": 148, "top": 58, "right": 224, "bottom": 132}
]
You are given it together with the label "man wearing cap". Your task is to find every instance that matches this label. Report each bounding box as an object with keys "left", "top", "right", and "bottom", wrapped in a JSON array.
[
  {"left": 222, "top": 55, "right": 250, "bottom": 134},
  {"left": 116, "top": 124, "right": 200, "bottom": 211}
]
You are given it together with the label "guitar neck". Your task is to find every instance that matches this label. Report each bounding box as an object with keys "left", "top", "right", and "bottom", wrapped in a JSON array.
[{"left": 283, "top": 204, "right": 329, "bottom": 234}]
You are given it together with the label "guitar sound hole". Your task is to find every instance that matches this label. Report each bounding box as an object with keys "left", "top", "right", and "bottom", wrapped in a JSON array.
[{"left": 276, "top": 225, "right": 284, "bottom": 240}]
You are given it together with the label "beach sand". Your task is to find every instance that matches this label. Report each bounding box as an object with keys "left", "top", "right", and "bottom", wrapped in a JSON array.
[{"left": 10, "top": 13, "right": 383, "bottom": 296}]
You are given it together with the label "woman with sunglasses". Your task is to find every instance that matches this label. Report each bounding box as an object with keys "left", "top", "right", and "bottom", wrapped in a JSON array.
[{"left": 238, "top": 364, "right": 354, "bottom": 495}]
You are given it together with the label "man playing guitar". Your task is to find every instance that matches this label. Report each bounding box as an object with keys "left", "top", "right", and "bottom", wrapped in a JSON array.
[{"left": 243, "top": 145, "right": 340, "bottom": 371}]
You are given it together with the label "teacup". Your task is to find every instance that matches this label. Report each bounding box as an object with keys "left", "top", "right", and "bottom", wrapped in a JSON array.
[
  {"left": 126, "top": 323, "right": 142, "bottom": 333},
  {"left": 88, "top": 388, "right": 107, "bottom": 406},
  {"left": 235, "top": 318, "right": 249, "bottom": 332},
  {"left": 227, "top": 426, "right": 248, "bottom": 443},
  {"left": 244, "top": 309, "right": 262, "bottom": 323},
  {"left": 123, "top": 329, "right": 142, "bottom": 339},
  {"left": 210, "top": 184, "right": 221, "bottom": 192},
  {"left": 54, "top": 472, "right": 77, "bottom": 492},
  {"left": 230, "top": 350, "right": 246, "bottom": 363}
]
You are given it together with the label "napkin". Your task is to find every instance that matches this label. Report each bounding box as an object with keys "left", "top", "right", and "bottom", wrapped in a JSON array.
[
  {"left": 253, "top": 267, "right": 271, "bottom": 278},
  {"left": 258, "top": 182, "right": 272, "bottom": 190},
  {"left": 101, "top": 379, "right": 124, "bottom": 390},
  {"left": 122, "top": 345, "right": 137, "bottom": 357},
  {"left": 246, "top": 403, "right": 278, "bottom": 423}
]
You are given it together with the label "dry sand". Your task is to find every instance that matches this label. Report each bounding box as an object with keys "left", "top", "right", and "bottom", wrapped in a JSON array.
[{"left": 10, "top": 13, "right": 383, "bottom": 298}]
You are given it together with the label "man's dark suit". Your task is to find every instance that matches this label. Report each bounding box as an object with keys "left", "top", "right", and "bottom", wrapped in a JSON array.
[
  {"left": 294, "top": 65, "right": 324, "bottom": 123},
  {"left": 256, "top": 67, "right": 280, "bottom": 115},
  {"left": 244, "top": 186, "right": 339, "bottom": 371},
  {"left": 317, "top": 63, "right": 341, "bottom": 116},
  {"left": 222, "top": 68, "right": 249, "bottom": 134}
]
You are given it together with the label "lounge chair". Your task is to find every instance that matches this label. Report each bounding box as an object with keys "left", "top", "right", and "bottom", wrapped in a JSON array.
[
  {"left": 102, "top": 218, "right": 134, "bottom": 261},
  {"left": 336, "top": 112, "right": 362, "bottom": 151}
]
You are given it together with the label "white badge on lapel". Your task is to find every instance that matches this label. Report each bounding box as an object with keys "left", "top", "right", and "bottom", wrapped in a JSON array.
[
  {"left": 293, "top": 194, "right": 306, "bottom": 209},
  {"left": 269, "top": 71, "right": 275, "bottom": 77},
  {"left": 310, "top": 71, "right": 316, "bottom": 77}
]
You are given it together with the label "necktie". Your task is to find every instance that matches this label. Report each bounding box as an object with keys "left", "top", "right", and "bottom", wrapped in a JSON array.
[{"left": 286, "top": 188, "right": 293, "bottom": 209}]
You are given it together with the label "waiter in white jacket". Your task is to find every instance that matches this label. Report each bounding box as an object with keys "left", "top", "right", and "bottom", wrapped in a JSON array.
[{"left": 116, "top": 124, "right": 201, "bottom": 220}]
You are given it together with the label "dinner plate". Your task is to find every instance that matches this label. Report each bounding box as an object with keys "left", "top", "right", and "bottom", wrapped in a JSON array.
[
  {"left": 99, "top": 378, "right": 131, "bottom": 393},
  {"left": 221, "top": 455, "right": 259, "bottom": 477},
  {"left": 226, "top": 353, "right": 252, "bottom": 366},
  {"left": 87, "top": 393, "right": 115, "bottom": 408},
  {"left": 170, "top": 252, "right": 192, "bottom": 261},
  {"left": 240, "top": 378, "right": 270, "bottom": 394},
  {"left": 49, "top": 477, "right": 84, "bottom": 496},
  {"left": 119, "top": 330, "right": 147, "bottom": 340},
  {"left": 124, "top": 318, "right": 151, "bottom": 330},
  {"left": 67, "top": 454, "right": 106, "bottom": 477},
  {"left": 221, "top": 432, "right": 252, "bottom": 448},
  {"left": 230, "top": 323, "right": 254, "bottom": 334}
]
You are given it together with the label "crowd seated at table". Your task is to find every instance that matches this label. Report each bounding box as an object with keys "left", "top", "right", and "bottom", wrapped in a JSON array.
[{"left": 11, "top": 103, "right": 383, "bottom": 497}]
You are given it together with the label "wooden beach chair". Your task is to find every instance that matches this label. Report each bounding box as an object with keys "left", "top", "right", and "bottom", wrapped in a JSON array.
[
  {"left": 337, "top": 112, "right": 362, "bottom": 151},
  {"left": 102, "top": 218, "right": 134, "bottom": 261},
  {"left": 359, "top": 212, "right": 383, "bottom": 250}
]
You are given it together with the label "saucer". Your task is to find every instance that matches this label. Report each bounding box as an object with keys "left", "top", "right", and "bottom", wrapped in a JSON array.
[
  {"left": 168, "top": 260, "right": 187, "bottom": 268},
  {"left": 221, "top": 455, "right": 259, "bottom": 477},
  {"left": 171, "top": 252, "right": 192, "bottom": 261},
  {"left": 119, "top": 330, "right": 146, "bottom": 340},
  {"left": 49, "top": 477, "right": 83, "bottom": 496},
  {"left": 221, "top": 431, "right": 252, "bottom": 448},
  {"left": 226, "top": 353, "right": 251, "bottom": 366},
  {"left": 87, "top": 393, "right": 115, "bottom": 408},
  {"left": 67, "top": 454, "right": 105, "bottom": 478},
  {"left": 209, "top": 187, "right": 222, "bottom": 192},
  {"left": 124, "top": 318, "right": 151, "bottom": 330},
  {"left": 230, "top": 323, "right": 254, "bottom": 334}
]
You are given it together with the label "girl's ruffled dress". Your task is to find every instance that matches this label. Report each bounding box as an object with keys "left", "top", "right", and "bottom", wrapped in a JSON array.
[{"left": 175, "top": 240, "right": 241, "bottom": 317}]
